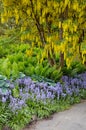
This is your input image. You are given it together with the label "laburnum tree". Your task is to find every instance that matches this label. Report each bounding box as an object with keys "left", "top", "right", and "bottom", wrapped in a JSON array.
[{"left": 1, "top": 0, "right": 86, "bottom": 68}]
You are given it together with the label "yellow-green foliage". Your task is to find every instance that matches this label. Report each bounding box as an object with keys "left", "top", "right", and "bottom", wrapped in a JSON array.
[{"left": 1, "top": 0, "right": 86, "bottom": 68}]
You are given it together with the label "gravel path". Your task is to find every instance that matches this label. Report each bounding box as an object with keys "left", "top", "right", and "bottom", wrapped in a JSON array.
[{"left": 24, "top": 101, "right": 86, "bottom": 130}]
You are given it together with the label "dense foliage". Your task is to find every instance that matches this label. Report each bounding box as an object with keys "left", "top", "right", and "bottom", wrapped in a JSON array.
[
  {"left": 0, "top": 71, "right": 86, "bottom": 130},
  {"left": 0, "top": 0, "right": 86, "bottom": 130},
  {"left": 1, "top": 0, "right": 86, "bottom": 67},
  {"left": 0, "top": 39, "right": 85, "bottom": 130}
]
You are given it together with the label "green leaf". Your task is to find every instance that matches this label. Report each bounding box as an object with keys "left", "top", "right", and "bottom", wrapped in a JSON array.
[
  {"left": 5, "top": 83, "right": 10, "bottom": 88},
  {"left": 1, "top": 88, "right": 8, "bottom": 95},
  {"left": 0, "top": 81, "right": 5, "bottom": 87},
  {"left": 0, "top": 75, "right": 7, "bottom": 80},
  {"left": 12, "top": 86, "right": 19, "bottom": 98},
  {"left": 19, "top": 72, "right": 25, "bottom": 78}
]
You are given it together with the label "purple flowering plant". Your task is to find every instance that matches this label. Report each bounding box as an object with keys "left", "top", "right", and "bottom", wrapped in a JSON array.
[
  {"left": 0, "top": 72, "right": 86, "bottom": 130},
  {"left": 7, "top": 72, "right": 86, "bottom": 112},
  {"left": 0, "top": 72, "right": 86, "bottom": 113}
]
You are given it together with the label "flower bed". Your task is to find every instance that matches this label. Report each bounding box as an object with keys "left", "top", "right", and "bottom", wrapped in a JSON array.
[
  {"left": 0, "top": 72, "right": 86, "bottom": 111},
  {"left": 0, "top": 72, "right": 86, "bottom": 130}
]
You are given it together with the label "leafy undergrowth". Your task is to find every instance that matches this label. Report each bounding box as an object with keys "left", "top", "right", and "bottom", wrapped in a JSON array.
[
  {"left": 0, "top": 72, "right": 86, "bottom": 130},
  {"left": 0, "top": 42, "right": 86, "bottom": 82}
]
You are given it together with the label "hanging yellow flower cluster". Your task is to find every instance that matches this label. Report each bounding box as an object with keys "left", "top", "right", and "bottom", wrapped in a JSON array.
[{"left": 1, "top": 0, "right": 86, "bottom": 68}]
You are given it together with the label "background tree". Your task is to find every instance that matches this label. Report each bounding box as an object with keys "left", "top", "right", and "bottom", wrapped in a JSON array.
[{"left": 1, "top": 0, "right": 86, "bottom": 68}]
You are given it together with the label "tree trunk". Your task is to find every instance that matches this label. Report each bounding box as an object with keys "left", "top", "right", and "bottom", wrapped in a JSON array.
[{"left": 30, "top": 0, "right": 46, "bottom": 45}]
